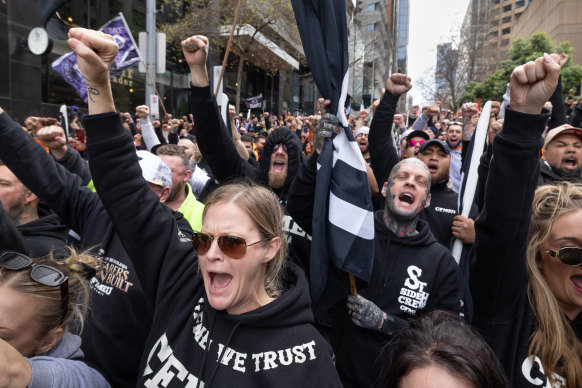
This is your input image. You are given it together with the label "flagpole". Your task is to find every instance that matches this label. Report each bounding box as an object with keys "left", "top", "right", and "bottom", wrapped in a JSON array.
[
  {"left": 215, "top": 0, "right": 244, "bottom": 96},
  {"left": 118, "top": 12, "right": 168, "bottom": 118}
]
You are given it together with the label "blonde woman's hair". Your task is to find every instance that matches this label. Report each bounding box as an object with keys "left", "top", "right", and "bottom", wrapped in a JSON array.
[
  {"left": 526, "top": 182, "right": 582, "bottom": 388},
  {"left": 0, "top": 248, "right": 96, "bottom": 337},
  {"left": 202, "top": 180, "right": 287, "bottom": 297}
]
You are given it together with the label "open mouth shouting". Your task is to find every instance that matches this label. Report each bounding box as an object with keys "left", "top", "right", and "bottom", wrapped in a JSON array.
[
  {"left": 398, "top": 192, "right": 415, "bottom": 206},
  {"left": 427, "top": 162, "right": 439, "bottom": 174},
  {"left": 209, "top": 271, "right": 233, "bottom": 294},
  {"left": 271, "top": 159, "right": 287, "bottom": 174},
  {"left": 562, "top": 155, "right": 579, "bottom": 172}
]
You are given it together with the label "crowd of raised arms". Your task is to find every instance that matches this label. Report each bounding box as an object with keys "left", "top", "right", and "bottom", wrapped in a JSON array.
[{"left": 0, "top": 28, "right": 581, "bottom": 388}]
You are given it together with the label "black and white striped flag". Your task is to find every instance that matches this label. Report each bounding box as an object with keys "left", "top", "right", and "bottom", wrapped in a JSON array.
[{"left": 292, "top": 0, "right": 375, "bottom": 302}]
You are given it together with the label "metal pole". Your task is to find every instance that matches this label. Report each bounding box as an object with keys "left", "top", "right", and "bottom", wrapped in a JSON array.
[{"left": 145, "top": 0, "right": 156, "bottom": 113}]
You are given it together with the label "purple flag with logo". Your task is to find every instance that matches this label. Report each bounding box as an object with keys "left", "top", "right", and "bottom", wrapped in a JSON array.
[
  {"left": 245, "top": 94, "right": 263, "bottom": 109},
  {"left": 52, "top": 14, "right": 140, "bottom": 102}
]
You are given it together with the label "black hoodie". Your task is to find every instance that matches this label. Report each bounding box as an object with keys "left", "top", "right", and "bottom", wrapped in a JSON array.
[
  {"left": 472, "top": 108, "right": 582, "bottom": 387},
  {"left": 334, "top": 211, "right": 464, "bottom": 388},
  {"left": 0, "top": 200, "right": 27, "bottom": 253},
  {"left": 17, "top": 202, "right": 69, "bottom": 259},
  {"left": 84, "top": 111, "right": 342, "bottom": 387}
]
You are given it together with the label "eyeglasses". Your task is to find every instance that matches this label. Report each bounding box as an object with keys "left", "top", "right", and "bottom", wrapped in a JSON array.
[
  {"left": 409, "top": 139, "right": 426, "bottom": 147},
  {"left": 192, "top": 232, "right": 271, "bottom": 259},
  {"left": 273, "top": 143, "right": 287, "bottom": 153},
  {"left": 546, "top": 247, "right": 582, "bottom": 266},
  {"left": 0, "top": 251, "right": 69, "bottom": 324}
]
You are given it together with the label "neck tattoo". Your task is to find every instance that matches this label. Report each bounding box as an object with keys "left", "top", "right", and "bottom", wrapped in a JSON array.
[{"left": 383, "top": 211, "right": 418, "bottom": 237}]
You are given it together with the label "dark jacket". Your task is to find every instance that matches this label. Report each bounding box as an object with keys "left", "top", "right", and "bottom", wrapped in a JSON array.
[
  {"left": 421, "top": 179, "right": 478, "bottom": 249},
  {"left": 538, "top": 159, "right": 582, "bottom": 186},
  {"left": 155, "top": 128, "right": 179, "bottom": 145},
  {"left": 85, "top": 111, "right": 343, "bottom": 387},
  {"left": 17, "top": 203, "right": 69, "bottom": 259},
  {"left": 471, "top": 108, "right": 582, "bottom": 387},
  {"left": 0, "top": 112, "right": 193, "bottom": 388}
]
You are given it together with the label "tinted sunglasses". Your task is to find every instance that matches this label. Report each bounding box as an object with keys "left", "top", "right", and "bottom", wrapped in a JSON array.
[
  {"left": 546, "top": 247, "right": 582, "bottom": 266},
  {"left": 0, "top": 251, "right": 69, "bottom": 324},
  {"left": 273, "top": 143, "right": 287, "bottom": 152},
  {"left": 192, "top": 232, "right": 271, "bottom": 259},
  {"left": 409, "top": 139, "right": 426, "bottom": 147}
]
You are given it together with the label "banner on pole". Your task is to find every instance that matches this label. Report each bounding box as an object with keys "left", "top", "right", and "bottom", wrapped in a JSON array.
[
  {"left": 245, "top": 94, "right": 263, "bottom": 109},
  {"left": 52, "top": 14, "right": 140, "bottom": 102}
]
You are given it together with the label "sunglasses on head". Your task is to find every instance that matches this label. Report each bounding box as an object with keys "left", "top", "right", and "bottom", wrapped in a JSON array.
[
  {"left": 448, "top": 121, "right": 463, "bottom": 127},
  {"left": 192, "top": 232, "right": 271, "bottom": 259},
  {"left": 0, "top": 251, "right": 69, "bottom": 324},
  {"left": 409, "top": 139, "right": 426, "bottom": 147},
  {"left": 273, "top": 143, "right": 287, "bottom": 153},
  {"left": 546, "top": 247, "right": 582, "bottom": 266}
]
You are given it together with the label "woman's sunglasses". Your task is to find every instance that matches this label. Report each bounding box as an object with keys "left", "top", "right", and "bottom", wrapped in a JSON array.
[
  {"left": 546, "top": 247, "right": 582, "bottom": 266},
  {"left": 0, "top": 251, "right": 69, "bottom": 324},
  {"left": 192, "top": 232, "right": 271, "bottom": 259}
]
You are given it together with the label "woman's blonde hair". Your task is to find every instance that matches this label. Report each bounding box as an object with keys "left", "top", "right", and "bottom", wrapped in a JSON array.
[
  {"left": 526, "top": 182, "right": 582, "bottom": 388},
  {"left": 202, "top": 180, "right": 287, "bottom": 297},
  {"left": 0, "top": 248, "right": 96, "bottom": 337}
]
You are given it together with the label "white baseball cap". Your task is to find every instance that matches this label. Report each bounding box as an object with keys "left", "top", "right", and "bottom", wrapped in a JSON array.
[{"left": 137, "top": 150, "right": 173, "bottom": 190}]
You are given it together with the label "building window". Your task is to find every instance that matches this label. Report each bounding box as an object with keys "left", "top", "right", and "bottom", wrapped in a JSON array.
[
  {"left": 491, "top": 0, "right": 500, "bottom": 3},
  {"left": 502, "top": 16, "right": 511, "bottom": 24},
  {"left": 502, "top": 27, "right": 510, "bottom": 35},
  {"left": 491, "top": 20, "right": 499, "bottom": 27},
  {"left": 502, "top": 4, "right": 512, "bottom": 12},
  {"left": 501, "top": 39, "right": 510, "bottom": 46},
  {"left": 515, "top": 0, "right": 525, "bottom": 8},
  {"left": 367, "top": 23, "right": 375, "bottom": 31},
  {"left": 367, "top": 2, "right": 377, "bottom": 11},
  {"left": 489, "top": 30, "right": 499, "bottom": 39},
  {"left": 490, "top": 8, "right": 499, "bottom": 17}
]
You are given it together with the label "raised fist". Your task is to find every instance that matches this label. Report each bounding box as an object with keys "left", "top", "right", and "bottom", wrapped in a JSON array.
[
  {"left": 181, "top": 35, "right": 209, "bottom": 70},
  {"left": 68, "top": 28, "right": 118, "bottom": 88},
  {"left": 135, "top": 105, "right": 150, "bottom": 120},
  {"left": 490, "top": 101, "right": 501, "bottom": 118},
  {"left": 36, "top": 126, "right": 67, "bottom": 150},
  {"left": 422, "top": 106, "right": 440, "bottom": 117},
  {"left": 386, "top": 74, "right": 412, "bottom": 95},
  {"left": 510, "top": 53, "right": 561, "bottom": 115},
  {"left": 462, "top": 103, "right": 479, "bottom": 118}
]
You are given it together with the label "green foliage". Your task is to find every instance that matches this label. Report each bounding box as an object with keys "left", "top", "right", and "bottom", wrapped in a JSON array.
[{"left": 460, "top": 32, "right": 582, "bottom": 103}]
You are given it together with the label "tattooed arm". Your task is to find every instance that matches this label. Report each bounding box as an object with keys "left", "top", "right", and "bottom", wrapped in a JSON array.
[
  {"left": 67, "top": 28, "right": 117, "bottom": 114},
  {"left": 347, "top": 295, "right": 408, "bottom": 335}
]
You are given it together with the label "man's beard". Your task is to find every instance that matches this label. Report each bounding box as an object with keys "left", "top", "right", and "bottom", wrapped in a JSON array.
[{"left": 268, "top": 168, "right": 287, "bottom": 189}]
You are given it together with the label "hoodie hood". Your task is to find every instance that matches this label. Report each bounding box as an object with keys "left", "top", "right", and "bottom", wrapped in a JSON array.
[
  {"left": 17, "top": 203, "right": 69, "bottom": 258},
  {"left": 213, "top": 261, "right": 314, "bottom": 329},
  {"left": 259, "top": 127, "right": 303, "bottom": 201},
  {"left": 374, "top": 210, "right": 437, "bottom": 247}
]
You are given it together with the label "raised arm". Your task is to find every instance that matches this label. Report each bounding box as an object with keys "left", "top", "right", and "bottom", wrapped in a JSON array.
[
  {"left": 182, "top": 36, "right": 258, "bottom": 183},
  {"left": 472, "top": 54, "right": 561, "bottom": 319},
  {"left": 369, "top": 74, "right": 411, "bottom": 188},
  {"left": 69, "top": 28, "right": 194, "bottom": 305}
]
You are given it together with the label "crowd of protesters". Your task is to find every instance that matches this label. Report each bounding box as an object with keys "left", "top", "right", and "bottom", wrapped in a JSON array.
[{"left": 0, "top": 27, "right": 581, "bottom": 388}]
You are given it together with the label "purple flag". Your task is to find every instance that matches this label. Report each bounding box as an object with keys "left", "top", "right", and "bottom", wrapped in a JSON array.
[{"left": 52, "top": 14, "right": 141, "bottom": 102}]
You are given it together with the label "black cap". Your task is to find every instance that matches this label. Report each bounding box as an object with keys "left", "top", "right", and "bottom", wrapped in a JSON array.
[
  {"left": 418, "top": 139, "right": 450, "bottom": 155},
  {"left": 406, "top": 130, "right": 430, "bottom": 145}
]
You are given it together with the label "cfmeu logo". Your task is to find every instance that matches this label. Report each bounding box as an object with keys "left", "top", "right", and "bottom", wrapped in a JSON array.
[
  {"left": 521, "top": 356, "right": 566, "bottom": 387},
  {"left": 434, "top": 207, "right": 456, "bottom": 215}
]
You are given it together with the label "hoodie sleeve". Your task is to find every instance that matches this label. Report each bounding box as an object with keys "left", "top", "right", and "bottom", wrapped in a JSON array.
[
  {"left": 471, "top": 108, "right": 548, "bottom": 321},
  {"left": 84, "top": 111, "right": 196, "bottom": 306},
  {"left": 547, "top": 75, "right": 567, "bottom": 130},
  {"left": 190, "top": 85, "right": 259, "bottom": 183},
  {"left": 0, "top": 113, "right": 100, "bottom": 236},
  {"left": 28, "top": 358, "right": 110, "bottom": 388},
  {"left": 53, "top": 146, "right": 92, "bottom": 186},
  {"left": 369, "top": 91, "right": 401, "bottom": 188}
]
